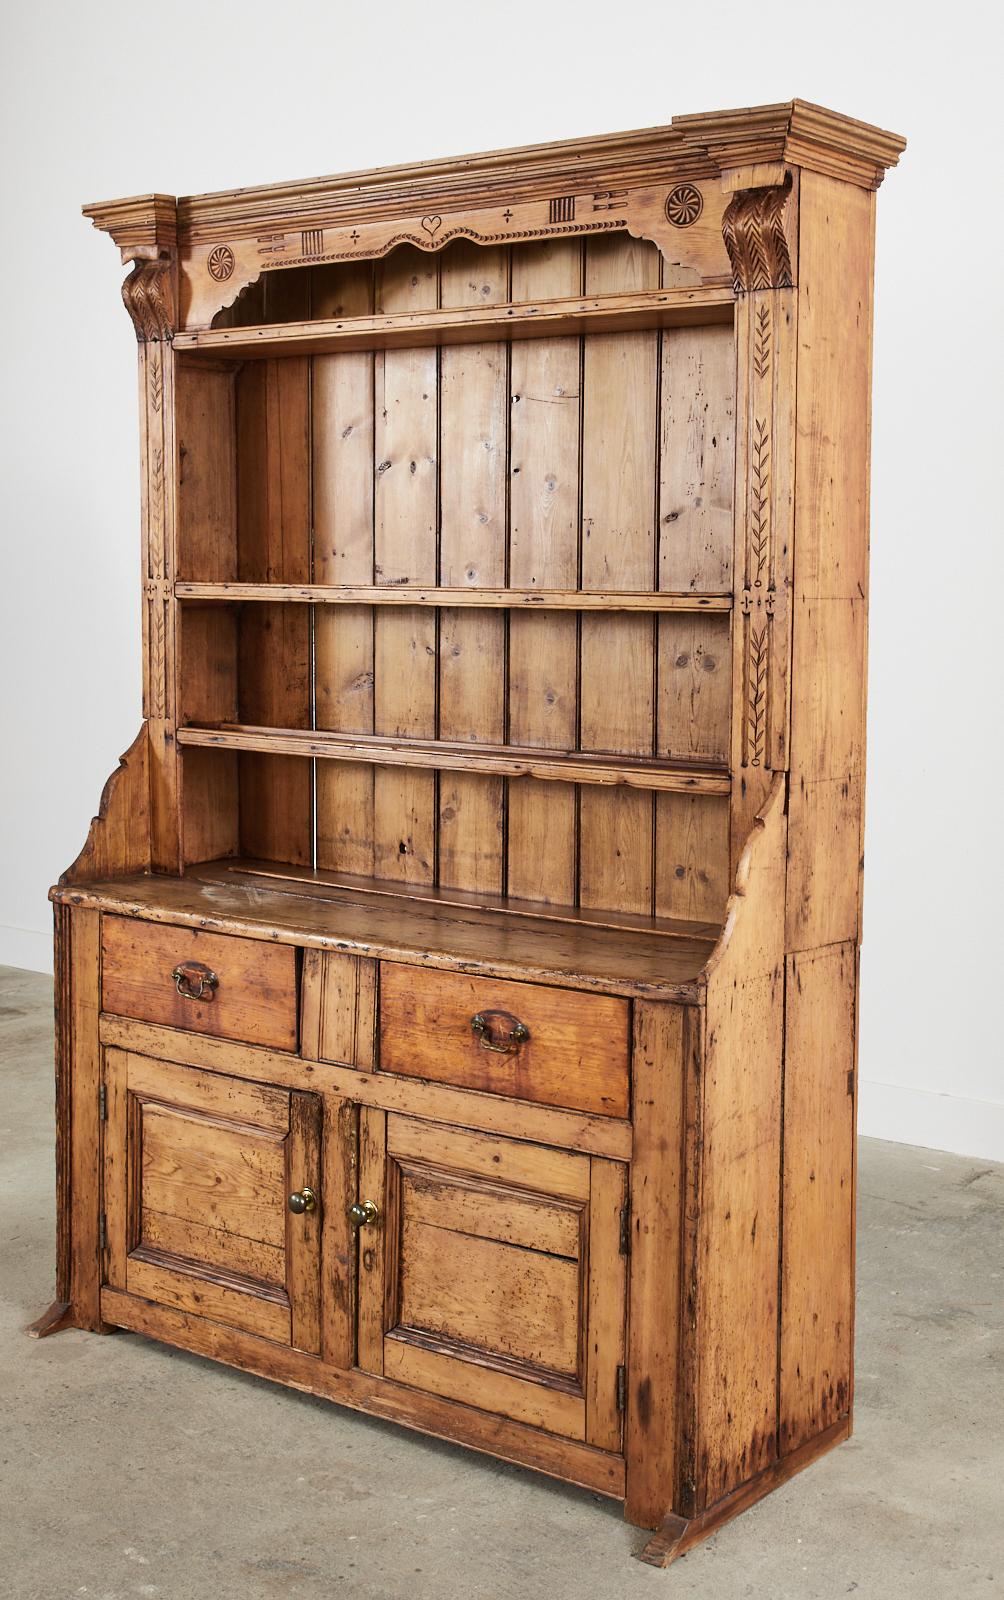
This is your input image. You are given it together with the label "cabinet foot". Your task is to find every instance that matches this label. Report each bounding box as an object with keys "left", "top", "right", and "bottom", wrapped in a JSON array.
[
  {"left": 26, "top": 1300, "right": 75, "bottom": 1339},
  {"left": 636, "top": 1513, "right": 691, "bottom": 1567},
  {"left": 632, "top": 1417, "right": 852, "bottom": 1566}
]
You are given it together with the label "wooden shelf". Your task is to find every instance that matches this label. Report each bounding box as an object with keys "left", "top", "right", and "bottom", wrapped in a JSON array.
[
  {"left": 175, "top": 581, "right": 732, "bottom": 613},
  {"left": 199, "top": 858, "right": 722, "bottom": 944},
  {"left": 173, "top": 285, "right": 735, "bottom": 358},
  {"left": 177, "top": 724, "right": 731, "bottom": 795},
  {"left": 55, "top": 862, "right": 718, "bottom": 1002}
]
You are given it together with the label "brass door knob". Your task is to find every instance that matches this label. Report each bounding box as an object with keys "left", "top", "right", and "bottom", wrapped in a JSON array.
[
  {"left": 288, "top": 1187, "right": 317, "bottom": 1214},
  {"left": 348, "top": 1199, "right": 379, "bottom": 1228}
]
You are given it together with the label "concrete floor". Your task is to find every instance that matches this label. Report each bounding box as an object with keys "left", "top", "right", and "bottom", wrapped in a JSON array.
[{"left": 1, "top": 964, "right": 1001, "bottom": 1600}]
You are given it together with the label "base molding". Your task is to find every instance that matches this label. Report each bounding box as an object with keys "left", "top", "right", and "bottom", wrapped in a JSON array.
[
  {"left": 98, "top": 1287, "right": 625, "bottom": 1499},
  {"left": 635, "top": 1416, "right": 851, "bottom": 1566}
]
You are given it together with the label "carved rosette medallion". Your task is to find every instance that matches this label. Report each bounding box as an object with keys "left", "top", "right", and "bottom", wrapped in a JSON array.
[
  {"left": 665, "top": 183, "right": 703, "bottom": 227},
  {"left": 207, "top": 244, "right": 236, "bottom": 281}
]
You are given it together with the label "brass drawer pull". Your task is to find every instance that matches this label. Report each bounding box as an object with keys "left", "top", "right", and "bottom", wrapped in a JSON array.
[
  {"left": 171, "top": 961, "right": 219, "bottom": 1002},
  {"left": 470, "top": 1011, "right": 530, "bottom": 1055},
  {"left": 288, "top": 1187, "right": 317, "bottom": 1215},
  {"left": 348, "top": 1199, "right": 379, "bottom": 1228}
]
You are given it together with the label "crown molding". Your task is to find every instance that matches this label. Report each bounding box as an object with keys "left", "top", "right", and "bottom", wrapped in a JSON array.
[
  {"left": 81, "top": 102, "right": 903, "bottom": 253},
  {"left": 81, "top": 194, "right": 178, "bottom": 263},
  {"left": 164, "top": 100, "right": 902, "bottom": 245}
]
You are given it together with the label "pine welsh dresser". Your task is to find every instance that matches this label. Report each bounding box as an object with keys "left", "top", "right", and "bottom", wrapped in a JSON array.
[{"left": 33, "top": 100, "right": 905, "bottom": 1566}]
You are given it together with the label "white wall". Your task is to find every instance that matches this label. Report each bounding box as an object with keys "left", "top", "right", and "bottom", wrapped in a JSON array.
[{"left": 1, "top": 0, "right": 1000, "bottom": 1159}]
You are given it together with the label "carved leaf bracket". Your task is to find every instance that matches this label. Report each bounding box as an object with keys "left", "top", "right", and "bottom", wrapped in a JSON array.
[
  {"left": 122, "top": 254, "right": 176, "bottom": 342},
  {"left": 722, "top": 174, "right": 794, "bottom": 294}
]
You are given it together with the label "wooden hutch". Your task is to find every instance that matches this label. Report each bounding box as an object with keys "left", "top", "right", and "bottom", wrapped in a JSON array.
[{"left": 33, "top": 101, "right": 904, "bottom": 1565}]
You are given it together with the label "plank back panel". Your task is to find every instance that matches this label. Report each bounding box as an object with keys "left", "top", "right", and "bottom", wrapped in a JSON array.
[
  {"left": 438, "top": 242, "right": 509, "bottom": 892},
  {"left": 507, "top": 240, "right": 583, "bottom": 903},
  {"left": 313, "top": 262, "right": 376, "bottom": 874},
  {"left": 372, "top": 248, "right": 439, "bottom": 883},
  {"left": 235, "top": 271, "right": 312, "bottom": 865},
  {"left": 579, "top": 235, "right": 659, "bottom": 914}
]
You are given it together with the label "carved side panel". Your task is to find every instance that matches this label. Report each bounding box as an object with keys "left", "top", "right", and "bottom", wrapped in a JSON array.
[
  {"left": 727, "top": 179, "right": 797, "bottom": 864},
  {"left": 60, "top": 725, "right": 150, "bottom": 885},
  {"left": 139, "top": 339, "right": 181, "bottom": 870}
]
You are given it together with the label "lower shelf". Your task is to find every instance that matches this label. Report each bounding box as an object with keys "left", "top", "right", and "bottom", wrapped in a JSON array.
[{"left": 55, "top": 859, "right": 719, "bottom": 1000}]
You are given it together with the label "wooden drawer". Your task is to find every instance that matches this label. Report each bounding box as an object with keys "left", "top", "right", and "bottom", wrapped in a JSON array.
[
  {"left": 101, "top": 917, "right": 298, "bottom": 1051},
  {"left": 378, "top": 964, "right": 629, "bottom": 1118}
]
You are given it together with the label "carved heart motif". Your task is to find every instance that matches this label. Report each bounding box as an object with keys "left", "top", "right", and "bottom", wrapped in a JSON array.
[{"left": 421, "top": 215, "right": 442, "bottom": 237}]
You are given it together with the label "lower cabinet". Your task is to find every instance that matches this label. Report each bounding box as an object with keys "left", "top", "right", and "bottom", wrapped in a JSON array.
[
  {"left": 101, "top": 1048, "right": 629, "bottom": 1454},
  {"left": 102, "top": 1049, "right": 324, "bottom": 1352},
  {"left": 355, "top": 1110, "right": 628, "bottom": 1449}
]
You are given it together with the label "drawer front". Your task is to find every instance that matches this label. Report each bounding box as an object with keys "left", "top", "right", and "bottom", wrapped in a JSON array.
[
  {"left": 101, "top": 917, "right": 298, "bottom": 1051},
  {"left": 379, "top": 964, "right": 629, "bottom": 1118}
]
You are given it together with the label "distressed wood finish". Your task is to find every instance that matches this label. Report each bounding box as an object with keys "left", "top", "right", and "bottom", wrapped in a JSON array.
[
  {"left": 379, "top": 964, "right": 629, "bottom": 1118},
  {"left": 101, "top": 916, "right": 298, "bottom": 1051},
  {"left": 102, "top": 1050, "right": 322, "bottom": 1346},
  {"left": 44, "top": 102, "right": 902, "bottom": 1567}
]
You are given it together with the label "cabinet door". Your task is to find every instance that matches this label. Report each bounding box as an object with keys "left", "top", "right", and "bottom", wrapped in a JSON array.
[
  {"left": 103, "top": 1050, "right": 322, "bottom": 1351},
  {"left": 356, "top": 1111, "right": 628, "bottom": 1449}
]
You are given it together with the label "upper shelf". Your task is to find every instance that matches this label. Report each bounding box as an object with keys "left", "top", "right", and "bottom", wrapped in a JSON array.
[
  {"left": 177, "top": 724, "right": 731, "bottom": 795},
  {"left": 175, "top": 582, "right": 732, "bottom": 613},
  {"left": 172, "top": 285, "right": 735, "bottom": 359}
]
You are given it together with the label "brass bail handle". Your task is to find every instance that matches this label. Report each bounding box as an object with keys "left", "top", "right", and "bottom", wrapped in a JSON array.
[
  {"left": 171, "top": 961, "right": 218, "bottom": 1002},
  {"left": 470, "top": 1011, "right": 531, "bottom": 1055}
]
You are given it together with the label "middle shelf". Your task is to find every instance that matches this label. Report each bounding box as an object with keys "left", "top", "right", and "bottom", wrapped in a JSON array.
[
  {"left": 175, "top": 583, "right": 732, "bottom": 612},
  {"left": 177, "top": 724, "right": 732, "bottom": 795}
]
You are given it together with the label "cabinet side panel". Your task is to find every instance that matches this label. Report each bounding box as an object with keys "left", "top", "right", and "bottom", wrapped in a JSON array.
[
  {"left": 697, "top": 779, "right": 785, "bottom": 1508},
  {"left": 780, "top": 942, "right": 856, "bottom": 1453},
  {"left": 787, "top": 173, "right": 875, "bottom": 953},
  {"left": 65, "top": 909, "right": 105, "bottom": 1330},
  {"left": 624, "top": 1001, "right": 687, "bottom": 1528}
]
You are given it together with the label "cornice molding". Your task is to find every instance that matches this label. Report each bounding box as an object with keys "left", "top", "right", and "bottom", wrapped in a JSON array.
[
  {"left": 80, "top": 103, "right": 902, "bottom": 332},
  {"left": 82, "top": 102, "right": 903, "bottom": 253},
  {"left": 163, "top": 100, "right": 902, "bottom": 245},
  {"left": 82, "top": 193, "right": 178, "bottom": 262}
]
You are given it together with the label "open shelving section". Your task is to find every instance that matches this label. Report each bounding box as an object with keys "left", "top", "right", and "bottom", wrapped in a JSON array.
[{"left": 172, "top": 230, "right": 738, "bottom": 930}]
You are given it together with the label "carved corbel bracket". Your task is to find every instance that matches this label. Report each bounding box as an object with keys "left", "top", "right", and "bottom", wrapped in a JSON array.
[
  {"left": 82, "top": 193, "right": 179, "bottom": 341},
  {"left": 121, "top": 254, "right": 176, "bottom": 341},
  {"left": 721, "top": 173, "right": 795, "bottom": 294}
]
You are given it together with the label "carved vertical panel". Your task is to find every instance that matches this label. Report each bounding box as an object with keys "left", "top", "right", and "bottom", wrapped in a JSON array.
[
  {"left": 117, "top": 228, "right": 182, "bottom": 872},
  {"left": 726, "top": 179, "right": 797, "bottom": 864}
]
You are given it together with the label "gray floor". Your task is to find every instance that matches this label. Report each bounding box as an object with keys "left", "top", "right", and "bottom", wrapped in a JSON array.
[{"left": 1, "top": 964, "right": 1001, "bottom": 1600}]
